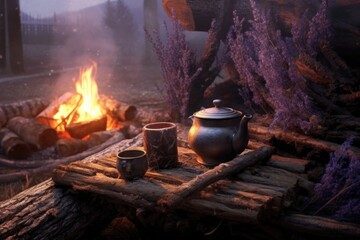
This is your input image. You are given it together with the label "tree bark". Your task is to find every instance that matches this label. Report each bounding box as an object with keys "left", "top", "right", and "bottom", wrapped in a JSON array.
[
  {"left": 0, "top": 179, "right": 116, "bottom": 240},
  {"left": 0, "top": 135, "right": 144, "bottom": 240}
]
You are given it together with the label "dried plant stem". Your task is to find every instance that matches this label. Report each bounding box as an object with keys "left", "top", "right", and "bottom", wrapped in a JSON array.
[{"left": 313, "top": 184, "right": 353, "bottom": 216}]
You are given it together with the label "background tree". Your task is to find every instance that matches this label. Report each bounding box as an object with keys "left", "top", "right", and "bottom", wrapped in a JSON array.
[{"left": 103, "top": 0, "right": 137, "bottom": 63}]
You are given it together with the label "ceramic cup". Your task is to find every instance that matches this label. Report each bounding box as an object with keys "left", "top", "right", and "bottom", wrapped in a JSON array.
[
  {"left": 117, "top": 149, "right": 148, "bottom": 180},
  {"left": 143, "top": 122, "right": 178, "bottom": 169}
]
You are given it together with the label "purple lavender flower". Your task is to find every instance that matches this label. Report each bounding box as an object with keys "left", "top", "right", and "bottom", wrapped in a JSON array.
[
  {"left": 314, "top": 137, "right": 360, "bottom": 223},
  {"left": 306, "top": 0, "right": 332, "bottom": 56},
  {"left": 227, "top": 0, "right": 321, "bottom": 133},
  {"left": 145, "top": 11, "right": 200, "bottom": 121}
]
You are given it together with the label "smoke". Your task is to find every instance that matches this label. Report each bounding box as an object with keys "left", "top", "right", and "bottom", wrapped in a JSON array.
[{"left": 50, "top": 5, "right": 118, "bottom": 81}]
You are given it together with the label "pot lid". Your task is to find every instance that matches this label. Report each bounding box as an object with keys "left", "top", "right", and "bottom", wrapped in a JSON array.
[{"left": 193, "top": 99, "right": 242, "bottom": 119}]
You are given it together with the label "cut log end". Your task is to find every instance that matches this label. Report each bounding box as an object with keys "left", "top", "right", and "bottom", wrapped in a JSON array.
[
  {"left": 4, "top": 138, "right": 32, "bottom": 159},
  {"left": 39, "top": 128, "right": 59, "bottom": 149}
]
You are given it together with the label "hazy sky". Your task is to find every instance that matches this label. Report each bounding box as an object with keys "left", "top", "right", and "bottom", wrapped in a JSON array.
[{"left": 20, "top": 0, "right": 108, "bottom": 17}]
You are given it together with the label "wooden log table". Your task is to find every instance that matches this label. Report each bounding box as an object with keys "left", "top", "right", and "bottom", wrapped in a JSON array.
[{"left": 52, "top": 125, "right": 312, "bottom": 225}]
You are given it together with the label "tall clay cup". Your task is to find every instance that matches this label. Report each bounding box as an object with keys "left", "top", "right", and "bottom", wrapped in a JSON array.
[{"left": 143, "top": 122, "right": 178, "bottom": 169}]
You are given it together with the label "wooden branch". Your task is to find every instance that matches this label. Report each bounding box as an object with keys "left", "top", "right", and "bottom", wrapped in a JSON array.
[
  {"left": 157, "top": 146, "right": 273, "bottom": 211},
  {"left": 0, "top": 97, "right": 49, "bottom": 127},
  {"left": 0, "top": 131, "right": 130, "bottom": 183},
  {"left": 267, "top": 155, "right": 310, "bottom": 173},
  {"left": 187, "top": 0, "right": 235, "bottom": 115},
  {"left": 6, "top": 116, "right": 58, "bottom": 149},
  {"left": 272, "top": 214, "right": 360, "bottom": 239},
  {"left": 249, "top": 123, "right": 360, "bottom": 160},
  {"left": 338, "top": 91, "right": 360, "bottom": 102}
]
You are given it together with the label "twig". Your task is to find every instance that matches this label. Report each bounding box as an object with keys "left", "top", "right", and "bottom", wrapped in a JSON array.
[
  {"left": 54, "top": 94, "right": 83, "bottom": 130},
  {"left": 313, "top": 184, "right": 353, "bottom": 216}
]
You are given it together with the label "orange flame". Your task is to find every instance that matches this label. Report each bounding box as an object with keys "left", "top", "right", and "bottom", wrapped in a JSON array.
[
  {"left": 53, "top": 62, "right": 105, "bottom": 131},
  {"left": 74, "top": 63, "right": 104, "bottom": 122}
]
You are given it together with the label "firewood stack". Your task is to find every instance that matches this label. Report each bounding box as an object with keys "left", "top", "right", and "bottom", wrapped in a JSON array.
[{"left": 0, "top": 94, "right": 146, "bottom": 163}]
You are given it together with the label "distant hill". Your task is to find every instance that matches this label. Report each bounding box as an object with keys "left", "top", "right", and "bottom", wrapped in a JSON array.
[{"left": 20, "top": 0, "right": 168, "bottom": 31}]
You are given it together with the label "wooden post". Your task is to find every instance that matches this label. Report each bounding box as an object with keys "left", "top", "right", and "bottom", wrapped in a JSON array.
[{"left": 0, "top": 0, "right": 24, "bottom": 74}]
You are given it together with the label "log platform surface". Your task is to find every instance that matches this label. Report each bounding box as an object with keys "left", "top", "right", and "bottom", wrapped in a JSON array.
[
  {"left": 51, "top": 125, "right": 322, "bottom": 227},
  {"left": 2, "top": 124, "right": 359, "bottom": 239}
]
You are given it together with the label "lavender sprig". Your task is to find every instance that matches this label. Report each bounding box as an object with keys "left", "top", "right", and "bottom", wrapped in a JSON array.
[{"left": 145, "top": 12, "right": 200, "bottom": 121}]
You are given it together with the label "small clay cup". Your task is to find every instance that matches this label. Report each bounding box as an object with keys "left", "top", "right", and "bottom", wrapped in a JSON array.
[{"left": 117, "top": 149, "right": 148, "bottom": 180}]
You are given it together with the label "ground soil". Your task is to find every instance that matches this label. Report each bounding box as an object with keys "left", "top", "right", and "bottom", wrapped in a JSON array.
[{"left": 0, "top": 63, "right": 166, "bottom": 108}]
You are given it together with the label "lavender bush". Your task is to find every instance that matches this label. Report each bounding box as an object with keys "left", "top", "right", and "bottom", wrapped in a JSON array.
[
  {"left": 228, "top": 0, "right": 324, "bottom": 133},
  {"left": 145, "top": 12, "right": 201, "bottom": 122},
  {"left": 314, "top": 137, "right": 360, "bottom": 223}
]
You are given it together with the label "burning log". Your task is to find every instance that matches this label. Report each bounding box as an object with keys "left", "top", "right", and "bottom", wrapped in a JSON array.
[
  {"left": 6, "top": 116, "right": 58, "bottom": 149},
  {"left": 66, "top": 115, "right": 107, "bottom": 139},
  {"left": 0, "top": 128, "right": 31, "bottom": 159},
  {"left": 0, "top": 131, "right": 131, "bottom": 183},
  {"left": 85, "top": 130, "right": 119, "bottom": 147},
  {"left": 36, "top": 92, "right": 83, "bottom": 130},
  {"left": 56, "top": 130, "right": 120, "bottom": 157},
  {"left": 99, "top": 95, "right": 137, "bottom": 122},
  {"left": 0, "top": 97, "right": 49, "bottom": 128},
  {"left": 55, "top": 138, "right": 88, "bottom": 157}
]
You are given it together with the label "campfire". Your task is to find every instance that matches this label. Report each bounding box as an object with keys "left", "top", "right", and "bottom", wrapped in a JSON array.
[
  {"left": 37, "top": 62, "right": 108, "bottom": 139},
  {"left": 0, "top": 63, "right": 141, "bottom": 159}
]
